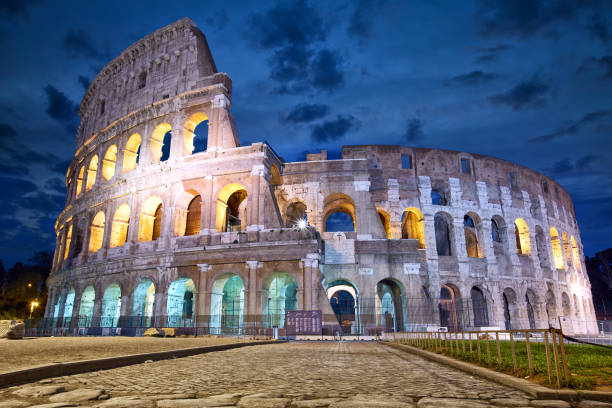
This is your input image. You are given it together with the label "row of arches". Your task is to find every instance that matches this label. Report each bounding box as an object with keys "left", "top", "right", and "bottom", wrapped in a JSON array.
[{"left": 71, "top": 113, "right": 210, "bottom": 200}]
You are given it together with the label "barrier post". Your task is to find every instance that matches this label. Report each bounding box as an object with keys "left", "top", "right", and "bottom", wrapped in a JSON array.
[
  {"left": 544, "top": 330, "right": 553, "bottom": 384},
  {"left": 509, "top": 331, "right": 517, "bottom": 371}
]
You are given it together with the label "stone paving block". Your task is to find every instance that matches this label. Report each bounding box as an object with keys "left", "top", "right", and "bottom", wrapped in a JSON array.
[
  {"left": 0, "top": 401, "right": 28, "bottom": 408},
  {"left": 12, "top": 385, "right": 65, "bottom": 398},
  {"left": 330, "top": 397, "right": 415, "bottom": 407},
  {"left": 292, "top": 398, "right": 341, "bottom": 407},
  {"left": 577, "top": 402, "right": 612, "bottom": 408},
  {"left": 530, "top": 401, "right": 571, "bottom": 408},
  {"left": 490, "top": 398, "right": 532, "bottom": 407},
  {"left": 94, "top": 396, "right": 153, "bottom": 407},
  {"left": 48, "top": 388, "right": 106, "bottom": 402},
  {"left": 142, "top": 393, "right": 197, "bottom": 400},
  {"left": 27, "top": 404, "right": 78, "bottom": 408},
  {"left": 157, "top": 399, "right": 235, "bottom": 407},
  {"left": 237, "top": 396, "right": 291, "bottom": 408},
  {"left": 417, "top": 397, "right": 491, "bottom": 408}
]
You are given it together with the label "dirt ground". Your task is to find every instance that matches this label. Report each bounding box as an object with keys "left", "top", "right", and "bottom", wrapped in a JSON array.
[{"left": 0, "top": 336, "right": 246, "bottom": 373}]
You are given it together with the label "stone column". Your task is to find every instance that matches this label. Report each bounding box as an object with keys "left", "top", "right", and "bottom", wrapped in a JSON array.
[
  {"left": 56, "top": 288, "right": 67, "bottom": 328},
  {"left": 301, "top": 254, "right": 319, "bottom": 311},
  {"left": 70, "top": 292, "right": 82, "bottom": 328},
  {"left": 119, "top": 295, "right": 129, "bottom": 328},
  {"left": 246, "top": 261, "right": 261, "bottom": 326},
  {"left": 44, "top": 286, "right": 56, "bottom": 320},
  {"left": 247, "top": 166, "right": 266, "bottom": 231},
  {"left": 91, "top": 295, "right": 103, "bottom": 327},
  {"left": 159, "top": 203, "right": 175, "bottom": 249},
  {"left": 196, "top": 264, "right": 211, "bottom": 328},
  {"left": 202, "top": 175, "right": 215, "bottom": 234}
]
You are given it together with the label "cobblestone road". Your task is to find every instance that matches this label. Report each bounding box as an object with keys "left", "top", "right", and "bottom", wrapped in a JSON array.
[{"left": 0, "top": 342, "right": 594, "bottom": 407}]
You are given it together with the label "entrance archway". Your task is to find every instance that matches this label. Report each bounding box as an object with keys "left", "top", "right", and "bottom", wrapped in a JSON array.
[
  {"left": 132, "top": 279, "right": 155, "bottom": 327},
  {"left": 78, "top": 286, "right": 95, "bottom": 327},
  {"left": 101, "top": 283, "right": 121, "bottom": 327},
  {"left": 326, "top": 280, "right": 359, "bottom": 335},
  {"left": 439, "top": 284, "right": 461, "bottom": 331},
  {"left": 166, "top": 278, "right": 195, "bottom": 327},
  {"left": 210, "top": 274, "right": 245, "bottom": 333},
  {"left": 376, "top": 279, "right": 406, "bottom": 332},
  {"left": 262, "top": 272, "right": 298, "bottom": 328}
]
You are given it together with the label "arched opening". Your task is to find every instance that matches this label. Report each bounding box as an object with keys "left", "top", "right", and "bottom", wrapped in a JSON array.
[
  {"left": 101, "top": 283, "right": 121, "bottom": 327},
  {"left": 184, "top": 112, "right": 208, "bottom": 154},
  {"left": 270, "top": 164, "right": 282, "bottom": 186},
  {"left": 216, "top": 183, "right": 247, "bottom": 232},
  {"left": 78, "top": 286, "right": 95, "bottom": 327},
  {"left": 138, "top": 197, "right": 163, "bottom": 242},
  {"left": 571, "top": 236, "right": 581, "bottom": 272},
  {"left": 132, "top": 279, "right": 155, "bottom": 328},
  {"left": 62, "top": 288, "right": 75, "bottom": 327},
  {"left": 377, "top": 208, "right": 391, "bottom": 239},
  {"left": 491, "top": 216, "right": 506, "bottom": 255},
  {"left": 110, "top": 204, "right": 130, "bottom": 248},
  {"left": 210, "top": 274, "right": 245, "bottom": 333},
  {"left": 525, "top": 289, "right": 537, "bottom": 329},
  {"left": 88, "top": 211, "right": 105, "bottom": 252},
  {"left": 123, "top": 133, "right": 141, "bottom": 173},
  {"left": 323, "top": 193, "right": 356, "bottom": 232},
  {"left": 470, "top": 286, "right": 489, "bottom": 327},
  {"left": 150, "top": 123, "right": 172, "bottom": 163},
  {"left": 76, "top": 166, "right": 85, "bottom": 198},
  {"left": 546, "top": 290, "right": 557, "bottom": 327},
  {"left": 535, "top": 225, "right": 548, "bottom": 267},
  {"left": 63, "top": 224, "right": 72, "bottom": 260},
  {"left": 514, "top": 218, "right": 530, "bottom": 255},
  {"left": 167, "top": 277, "right": 195, "bottom": 327},
  {"left": 402, "top": 208, "right": 426, "bottom": 248},
  {"left": 262, "top": 272, "right": 298, "bottom": 328},
  {"left": 562, "top": 231, "right": 572, "bottom": 267},
  {"left": 431, "top": 189, "right": 447, "bottom": 205},
  {"left": 502, "top": 288, "right": 518, "bottom": 330},
  {"left": 284, "top": 201, "right": 307, "bottom": 228},
  {"left": 326, "top": 280, "right": 359, "bottom": 335},
  {"left": 439, "top": 284, "right": 461, "bottom": 331},
  {"left": 85, "top": 155, "right": 98, "bottom": 191},
  {"left": 376, "top": 279, "right": 405, "bottom": 332},
  {"left": 464, "top": 213, "right": 482, "bottom": 258},
  {"left": 434, "top": 212, "right": 452, "bottom": 256},
  {"left": 102, "top": 145, "right": 117, "bottom": 181},
  {"left": 561, "top": 292, "right": 571, "bottom": 318},
  {"left": 550, "top": 227, "right": 564, "bottom": 269},
  {"left": 185, "top": 195, "right": 202, "bottom": 236},
  {"left": 174, "top": 190, "right": 201, "bottom": 237}
]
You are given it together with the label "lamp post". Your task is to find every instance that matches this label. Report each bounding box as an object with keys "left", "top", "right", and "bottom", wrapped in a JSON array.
[{"left": 29, "top": 300, "right": 39, "bottom": 319}]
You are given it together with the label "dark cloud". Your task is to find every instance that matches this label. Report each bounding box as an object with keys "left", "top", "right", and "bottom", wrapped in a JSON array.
[
  {"left": 0, "top": 0, "right": 42, "bottom": 18},
  {"left": 544, "top": 154, "right": 602, "bottom": 174},
  {"left": 475, "top": 54, "right": 498, "bottom": 64},
  {"left": 347, "top": 0, "right": 375, "bottom": 43},
  {"left": 474, "top": 0, "right": 609, "bottom": 38},
  {"left": 0, "top": 123, "right": 17, "bottom": 140},
  {"left": 547, "top": 158, "right": 574, "bottom": 174},
  {"left": 447, "top": 70, "right": 500, "bottom": 86},
  {"left": 21, "top": 191, "right": 64, "bottom": 215},
  {"left": 283, "top": 103, "right": 330, "bottom": 123},
  {"left": 576, "top": 154, "right": 600, "bottom": 170},
  {"left": 44, "top": 178, "right": 65, "bottom": 195},
  {"left": 44, "top": 85, "right": 79, "bottom": 133},
  {"left": 77, "top": 75, "right": 90, "bottom": 91},
  {"left": 62, "top": 29, "right": 105, "bottom": 60},
  {"left": 405, "top": 118, "right": 424, "bottom": 141},
  {"left": 476, "top": 45, "right": 514, "bottom": 53},
  {"left": 311, "top": 115, "right": 359, "bottom": 142},
  {"left": 474, "top": 44, "right": 512, "bottom": 64},
  {"left": 310, "top": 49, "right": 344, "bottom": 92},
  {"left": 0, "top": 176, "right": 38, "bottom": 196},
  {"left": 586, "top": 14, "right": 609, "bottom": 42},
  {"left": 489, "top": 75, "right": 549, "bottom": 110},
  {"left": 529, "top": 109, "right": 610, "bottom": 142},
  {"left": 52, "top": 159, "right": 72, "bottom": 175},
  {"left": 578, "top": 56, "right": 612, "bottom": 79}
]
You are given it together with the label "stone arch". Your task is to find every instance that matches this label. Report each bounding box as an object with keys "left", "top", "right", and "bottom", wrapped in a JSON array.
[
  {"left": 550, "top": 227, "right": 564, "bottom": 269},
  {"left": 262, "top": 272, "right": 298, "bottom": 328},
  {"left": 502, "top": 287, "right": 519, "bottom": 330},
  {"left": 545, "top": 290, "right": 557, "bottom": 327},
  {"left": 534, "top": 225, "right": 548, "bottom": 267},
  {"left": 78, "top": 285, "right": 95, "bottom": 327},
  {"left": 101, "top": 283, "right": 121, "bottom": 327},
  {"left": 270, "top": 164, "right": 282, "bottom": 186},
  {"left": 174, "top": 190, "right": 202, "bottom": 236},
  {"left": 184, "top": 112, "right": 208, "bottom": 154},
  {"left": 76, "top": 165, "right": 85, "bottom": 198},
  {"left": 326, "top": 279, "right": 359, "bottom": 335},
  {"left": 102, "top": 144, "right": 117, "bottom": 181},
  {"left": 216, "top": 183, "right": 248, "bottom": 232},
  {"left": 402, "top": 207, "right": 425, "bottom": 248},
  {"left": 376, "top": 278, "right": 406, "bottom": 332},
  {"left": 439, "top": 283, "right": 462, "bottom": 331},
  {"left": 464, "top": 212, "right": 483, "bottom": 258},
  {"left": 571, "top": 236, "right": 581, "bottom": 273},
  {"left": 470, "top": 286, "right": 489, "bottom": 327},
  {"left": 138, "top": 196, "right": 163, "bottom": 242},
  {"left": 377, "top": 207, "right": 391, "bottom": 239},
  {"left": 150, "top": 122, "right": 172, "bottom": 163},
  {"left": 514, "top": 218, "right": 530, "bottom": 255},
  {"left": 525, "top": 289, "right": 537, "bottom": 329},
  {"left": 572, "top": 293, "right": 581, "bottom": 320},
  {"left": 561, "top": 292, "right": 571, "bottom": 317},
  {"left": 284, "top": 199, "right": 307, "bottom": 228},
  {"left": 62, "top": 288, "right": 75, "bottom": 327},
  {"left": 562, "top": 231, "right": 572, "bottom": 267},
  {"left": 323, "top": 193, "right": 356, "bottom": 232},
  {"left": 131, "top": 278, "right": 155, "bottom": 327},
  {"left": 490, "top": 215, "right": 507, "bottom": 255},
  {"left": 167, "top": 277, "right": 195, "bottom": 327},
  {"left": 210, "top": 273, "right": 245, "bottom": 333},
  {"left": 110, "top": 204, "right": 130, "bottom": 248},
  {"left": 123, "top": 133, "right": 141, "bottom": 173},
  {"left": 88, "top": 211, "right": 105, "bottom": 252},
  {"left": 434, "top": 212, "right": 453, "bottom": 256},
  {"left": 63, "top": 224, "right": 72, "bottom": 261},
  {"left": 85, "top": 155, "right": 98, "bottom": 191}
]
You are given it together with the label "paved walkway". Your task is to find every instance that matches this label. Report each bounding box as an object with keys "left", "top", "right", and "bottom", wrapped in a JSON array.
[{"left": 0, "top": 341, "right": 588, "bottom": 407}]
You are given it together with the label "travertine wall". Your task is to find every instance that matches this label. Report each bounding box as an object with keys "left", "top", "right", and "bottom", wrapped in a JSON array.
[{"left": 45, "top": 18, "right": 598, "bottom": 335}]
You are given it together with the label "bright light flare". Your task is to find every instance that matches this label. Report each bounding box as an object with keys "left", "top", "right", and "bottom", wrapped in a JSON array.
[{"left": 296, "top": 218, "right": 307, "bottom": 230}]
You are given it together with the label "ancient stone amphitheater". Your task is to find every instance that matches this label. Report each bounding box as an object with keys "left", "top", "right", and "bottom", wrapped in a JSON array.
[{"left": 45, "top": 18, "right": 598, "bottom": 336}]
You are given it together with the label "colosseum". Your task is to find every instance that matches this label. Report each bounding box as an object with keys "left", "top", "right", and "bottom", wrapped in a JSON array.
[{"left": 44, "top": 18, "right": 598, "bottom": 336}]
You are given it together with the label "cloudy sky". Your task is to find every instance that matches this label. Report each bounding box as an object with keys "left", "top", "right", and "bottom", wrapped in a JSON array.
[{"left": 0, "top": 0, "right": 611, "bottom": 267}]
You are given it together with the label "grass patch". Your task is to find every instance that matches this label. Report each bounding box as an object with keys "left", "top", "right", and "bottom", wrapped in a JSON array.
[{"left": 391, "top": 338, "right": 612, "bottom": 390}]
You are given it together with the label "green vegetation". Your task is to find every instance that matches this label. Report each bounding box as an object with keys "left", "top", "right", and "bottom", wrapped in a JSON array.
[{"left": 392, "top": 338, "right": 612, "bottom": 390}]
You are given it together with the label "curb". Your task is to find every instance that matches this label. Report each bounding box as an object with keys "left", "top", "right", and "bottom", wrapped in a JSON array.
[
  {"left": 382, "top": 342, "right": 612, "bottom": 403},
  {"left": 0, "top": 340, "right": 283, "bottom": 388}
]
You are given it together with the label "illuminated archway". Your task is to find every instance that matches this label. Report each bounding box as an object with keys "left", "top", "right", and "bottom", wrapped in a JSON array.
[
  {"left": 216, "top": 183, "right": 247, "bottom": 232},
  {"left": 210, "top": 274, "right": 245, "bottom": 333},
  {"left": 376, "top": 278, "right": 406, "bottom": 332},
  {"left": 184, "top": 112, "right": 208, "bottom": 154},
  {"left": 323, "top": 193, "right": 355, "bottom": 232},
  {"left": 514, "top": 218, "right": 530, "bottom": 255},
  {"left": 326, "top": 279, "right": 359, "bottom": 335},
  {"left": 150, "top": 123, "right": 172, "bottom": 163},
  {"left": 123, "top": 133, "right": 141, "bottom": 173},
  {"left": 76, "top": 166, "right": 85, "bottom": 198},
  {"left": 262, "top": 272, "right": 298, "bottom": 328},
  {"left": 110, "top": 204, "right": 130, "bottom": 248},
  {"left": 138, "top": 197, "right": 163, "bottom": 242},
  {"left": 270, "top": 164, "right": 282, "bottom": 186},
  {"left": 550, "top": 227, "right": 564, "bottom": 269},
  {"left": 102, "top": 145, "right": 117, "bottom": 181},
  {"left": 62, "top": 288, "right": 75, "bottom": 327},
  {"left": 562, "top": 231, "right": 572, "bottom": 267},
  {"left": 284, "top": 201, "right": 307, "bottom": 228},
  {"left": 464, "top": 213, "right": 482, "bottom": 258},
  {"left": 167, "top": 277, "right": 195, "bottom": 327},
  {"left": 78, "top": 286, "right": 95, "bottom": 327},
  {"left": 132, "top": 279, "right": 155, "bottom": 327},
  {"left": 88, "top": 211, "right": 105, "bottom": 252},
  {"left": 571, "top": 236, "right": 581, "bottom": 272},
  {"left": 85, "top": 155, "right": 98, "bottom": 191},
  {"left": 101, "top": 283, "right": 121, "bottom": 327},
  {"left": 63, "top": 224, "right": 72, "bottom": 260},
  {"left": 377, "top": 207, "right": 391, "bottom": 239},
  {"left": 402, "top": 207, "right": 425, "bottom": 248}
]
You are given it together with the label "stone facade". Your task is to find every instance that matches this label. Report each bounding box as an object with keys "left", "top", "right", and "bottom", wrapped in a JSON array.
[{"left": 45, "top": 18, "right": 598, "bottom": 335}]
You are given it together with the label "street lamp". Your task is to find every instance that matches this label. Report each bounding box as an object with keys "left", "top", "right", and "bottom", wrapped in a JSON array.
[{"left": 29, "top": 300, "right": 39, "bottom": 319}]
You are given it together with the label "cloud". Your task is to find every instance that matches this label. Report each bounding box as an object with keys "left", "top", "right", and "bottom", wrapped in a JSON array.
[
  {"left": 576, "top": 154, "right": 599, "bottom": 170},
  {"left": 586, "top": 14, "right": 609, "bottom": 42},
  {"left": 489, "top": 75, "right": 549, "bottom": 110},
  {"left": 529, "top": 109, "right": 610, "bottom": 142},
  {"left": 447, "top": 70, "right": 500, "bottom": 86},
  {"left": 311, "top": 115, "right": 359, "bottom": 142},
  {"left": 474, "top": 44, "right": 513, "bottom": 64},
  {"left": 62, "top": 29, "right": 105, "bottom": 60},
  {"left": 0, "top": 176, "right": 38, "bottom": 196},
  {"left": 0, "top": 123, "right": 17, "bottom": 141},
  {"left": 476, "top": 45, "right": 514, "bottom": 53},
  {"left": 544, "top": 154, "right": 602, "bottom": 174},
  {"left": 44, "top": 85, "right": 79, "bottom": 133},
  {"left": 0, "top": 0, "right": 42, "bottom": 18},
  {"left": 310, "top": 49, "right": 344, "bottom": 92},
  {"left": 347, "top": 0, "right": 376, "bottom": 43},
  {"left": 404, "top": 118, "right": 424, "bottom": 141},
  {"left": 77, "top": 75, "right": 90, "bottom": 91},
  {"left": 578, "top": 56, "right": 612, "bottom": 80},
  {"left": 475, "top": 54, "right": 498, "bottom": 64},
  {"left": 283, "top": 103, "right": 330, "bottom": 123}
]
